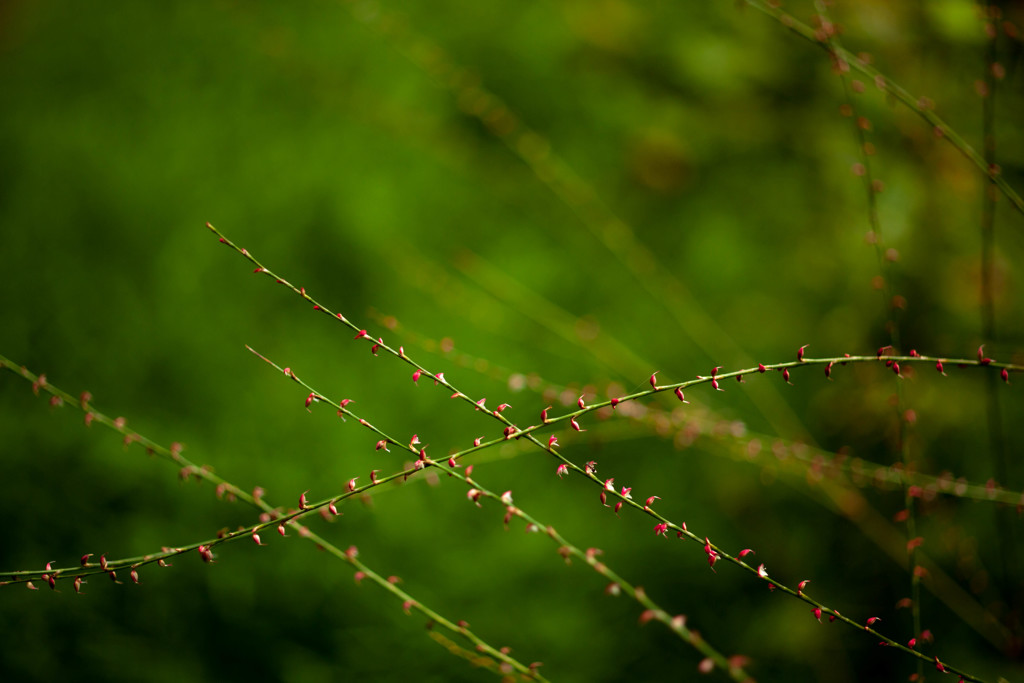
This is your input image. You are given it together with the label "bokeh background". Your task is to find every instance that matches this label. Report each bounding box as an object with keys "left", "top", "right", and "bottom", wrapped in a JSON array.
[{"left": 1, "top": 1, "right": 1023, "bottom": 681}]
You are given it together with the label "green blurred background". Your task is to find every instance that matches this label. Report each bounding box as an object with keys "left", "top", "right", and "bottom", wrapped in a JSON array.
[{"left": 1, "top": 1, "right": 1023, "bottom": 681}]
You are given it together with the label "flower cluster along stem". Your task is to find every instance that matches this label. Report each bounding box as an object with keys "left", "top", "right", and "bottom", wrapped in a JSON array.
[
  {"left": 743, "top": 0, "right": 1024, "bottom": 219},
  {"left": 210, "top": 225, "right": 1014, "bottom": 682},
  {"left": 247, "top": 347, "right": 750, "bottom": 681},
  {"left": 0, "top": 356, "right": 545, "bottom": 682}
]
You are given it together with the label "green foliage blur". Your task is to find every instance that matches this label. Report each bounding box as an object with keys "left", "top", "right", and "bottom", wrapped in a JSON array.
[{"left": 1, "top": 1, "right": 1022, "bottom": 681}]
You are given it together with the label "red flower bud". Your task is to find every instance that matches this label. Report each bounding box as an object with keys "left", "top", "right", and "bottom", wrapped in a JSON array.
[
  {"left": 674, "top": 387, "right": 688, "bottom": 403},
  {"left": 571, "top": 416, "right": 585, "bottom": 432},
  {"left": 798, "top": 344, "right": 808, "bottom": 361},
  {"left": 649, "top": 371, "right": 659, "bottom": 390},
  {"left": 812, "top": 607, "right": 822, "bottom": 622},
  {"left": 758, "top": 364, "right": 767, "bottom": 373},
  {"left": 412, "top": 369, "right": 422, "bottom": 383},
  {"left": 556, "top": 464, "right": 569, "bottom": 478}
]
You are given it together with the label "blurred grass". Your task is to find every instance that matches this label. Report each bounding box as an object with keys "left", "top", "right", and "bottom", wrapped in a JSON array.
[{"left": 1, "top": 1, "right": 1023, "bottom": 681}]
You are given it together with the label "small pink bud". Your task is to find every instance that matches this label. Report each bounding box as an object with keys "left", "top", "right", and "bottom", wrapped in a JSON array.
[
  {"left": 654, "top": 523, "right": 668, "bottom": 536},
  {"left": 556, "top": 464, "right": 569, "bottom": 478},
  {"left": 649, "top": 371, "right": 659, "bottom": 389},
  {"left": 577, "top": 395, "right": 586, "bottom": 409},
  {"left": 252, "top": 531, "right": 265, "bottom": 546},
  {"left": 130, "top": 568, "right": 140, "bottom": 584},
  {"left": 936, "top": 360, "right": 946, "bottom": 375},
  {"left": 812, "top": 607, "right": 822, "bottom": 622},
  {"left": 447, "top": 457, "right": 458, "bottom": 468},
  {"left": 74, "top": 576, "right": 84, "bottom": 594},
  {"left": 541, "top": 406, "right": 552, "bottom": 422},
  {"left": 638, "top": 609, "right": 658, "bottom": 625},
  {"left": 402, "top": 600, "right": 415, "bottom": 615},
  {"left": 620, "top": 487, "right": 632, "bottom": 499},
  {"left": 738, "top": 548, "right": 754, "bottom": 558},
  {"left": 409, "top": 434, "right": 420, "bottom": 446},
  {"left": 758, "top": 363, "right": 766, "bottom": 373},
  {"left": 370, "top": 469, "right": 380, "bottom": 485},
  {"left": 711, "top": 378, "right": 721, "bottom": 391},
  {"left": 798, "top": 344, "right": 808, "bottom": 361},
  {"left": 825, "top": 361, "right": 833, "bottom": 379},
  {"left": 465, "top": 465, "right": 473, "bottom": 477},
  {"left": 354, "top": 330, "right": 368, "bottom": 340},
  {"left": 81, "top": 554, "right": 93, "bottom": 567},
  {"left": 475, "top": 398, "right": 487, "bottom": 411},
  {"left": 908, "top": 638, "right": 917, "bottom": 648},
  {"left": 278, "top": 523, "right": 287, "bottom": 536},
  {"left": 892, "top": 361, "right": 901, "bottom": 376},
  {"left": 570, "top": 416, "right": 585, "bottom": 432},
  {"left": 412, "top": 369, "right": 422, "bottom": 383},
  {"left": 865, "top": 617, "right": 880, "bottom": 628},
  {"left": 783, "top": 368, "right": 792, "bottom": 384},
  {"left": 603, "top": 478, "right": 615, "bottom": 491},
  {"left": 674, "top": 387, "right": 688, "bottom": 403},
  {"left": 757, "top": 564, "right": 768, "bottom": 578},
  {"left": 467, "top": 489, "right": 482, "bottom": 506},
  {"left": 434, "top": 373, "right": 445, "bottom": 386},
  {"left": 1002, "top": 368, "right": 1010, "bottom": 384},
  {"left": 299, "top": 490, "right": 310, "bottom": 509},
  {"left": 375, "top": 440, "right": 390, "bottom": 452},
  {"left": 353, "top": 571, "right": 366, "bottom": 584},
  {"left": 370, "top": 339, "right": 382, "bottom": 355},
  {"left": 495, "top": 403, "right": 511, "bottom": 414},
  {"left": 645, "top": 495, "right": 660, "bottom": 509},
  {"left": 797, "top": 579, "right": 810, "bottom": 595},
  {"left": 978, "top": 345, "right": 992, "bottom": 364},
  {"left": 501, "top": 490, "right": 513, "bottom": 505},
  {"left": 600, "top": 491, "right": 607, "bottom": 506},
  {"left": 548, "top": 435, "right": 559, "bottom": 448},
  {"left": 348, "top": 477, "right": 359, "bottom": 492},
  {"left": 473, "top": 436, "right": 483, "bottom": 447},
  {"left": 100, "top": 554, "right": 109, "bottom": 571},
  {"left": 610, "top": 397, "right": 620, "bottom": 408},
  {"left": 613, "top": 501, "right": 623, "bottom": 515},
  {"left": 934, "top": 656, "right": 946, "bottom": 673}
]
